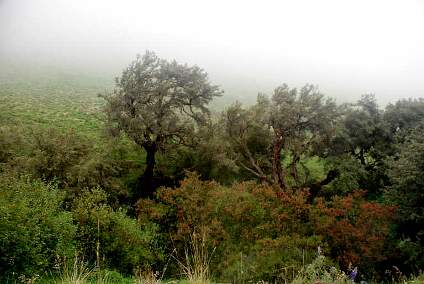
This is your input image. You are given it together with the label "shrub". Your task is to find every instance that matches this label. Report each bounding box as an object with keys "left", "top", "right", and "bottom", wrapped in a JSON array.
[
  {"left": 311, "top": 190, "right": 396, "bottom": 275},
  {"left": 72, "top": 188, "right": 160, "bottom": 275},
  {"left": 12, "top": 127, "right": 90, "bottom": 185},
  {"left": 291, "top": 254, "right": 350, "bottom": 284},
  {"left": 0, "top": 126, "right": 23, "bottom": 166},
  {"left": 137, "top": 173, "right": 322, "bottom": 282},
  {"left": 7, "top": 127, "right": 131, "bottom": 205},
  {"left": 0, "top": 172, "right": 76, "bottom": 281}
]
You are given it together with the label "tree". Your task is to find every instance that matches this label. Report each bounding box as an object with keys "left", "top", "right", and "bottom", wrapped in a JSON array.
[
  {"left": 224, "top": 100, "right": 272, "bottom": 183},
  {"left": 385, "top": 122, "right": 424, "bottom": 271},
  {"left": 333, "top": 94, "right": 392, "bottom": 165},
  {"left": 328, "top": 94, "right": 393, "bottom": 197},
  {"left": 384, "top": 98, "right": 424, "bottom": 139},
  {"left": 102, "top": 51, "right": 222, "bottom": 196},
  {"left": 224, "top": 84, "right": 338, "bottom": 190}
]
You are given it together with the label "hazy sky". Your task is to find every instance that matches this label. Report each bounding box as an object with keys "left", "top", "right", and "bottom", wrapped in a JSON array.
[{"left": 1, "top": 0, "right": 423, "bottom": 105}]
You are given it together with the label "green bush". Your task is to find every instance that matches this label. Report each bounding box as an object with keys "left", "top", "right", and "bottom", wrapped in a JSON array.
[
  {"left": 11, "top": 127, "right": 90, "bottom": 186},
  {"left": 0, "top": 126, "right": 23, "bottom": 166},
  {"left": 292, "top": 255, "right": 349, "bottom": 284},
  {"left": 0, "top": 172, "right": 76, "bottom": 281},
  {"left": 72, "top": 188, "right": 161, "bottom": 275},
  {"left": 7, "top": 126, "right": 131, "bottom": 204},
  {"left": 137, "top": 173, "right": 322, "bottom": 282}
]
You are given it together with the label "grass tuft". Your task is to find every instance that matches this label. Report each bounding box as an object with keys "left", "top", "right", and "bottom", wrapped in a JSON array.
[{"left": 173, "top": 230, "right": 215, "bottom": 284}]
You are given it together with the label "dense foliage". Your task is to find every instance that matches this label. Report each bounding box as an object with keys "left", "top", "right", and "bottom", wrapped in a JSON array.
[
  {"left": 137, "top": 174, "right": 394, "bottom": 282},
  {"left": 1, "top": 53, "right": 424, "bottom": 282},
  {"left": 102, "top": 51, "right": 222, "bottom": 198},
  {"left": 0, "top": 173, "right": 75, "bottom": 281}
]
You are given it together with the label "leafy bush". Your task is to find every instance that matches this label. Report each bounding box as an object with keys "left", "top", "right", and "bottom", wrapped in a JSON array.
[
  {"left": 137, "top": 173, "right": 322, "bottom": 282},
  {"left": 13, "top": 127, "right": 91, "bottom": 184},
  {"left": 0, "top": 126, "right": 23, "bottom": 165},
  {"left": 0, "top": 172, "right": 76, "bottom": 281},
  {"left": 72, "top": 187, "right": 160, "bottom": 275},
  {"left": 312, "top": 190, "right": 396, "bottom": 275},
  {"left": 292, "top": 255, "right": 350, "bottom": 284},
  {"left": 138, "top": 173, "right": 399, "bottom": 281},
  {"left": 7, "top": 126, "right": 131, "bottom": 204}
]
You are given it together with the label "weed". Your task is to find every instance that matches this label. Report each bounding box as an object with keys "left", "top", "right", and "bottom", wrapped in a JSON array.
[
  {"left": 172, "top": 230, "right": 215, "bottom": 284},
  {"left": 58, "top": 255, "right": 92, "bottom": 284}
]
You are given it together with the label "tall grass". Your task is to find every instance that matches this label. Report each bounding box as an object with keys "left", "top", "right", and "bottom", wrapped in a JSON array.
[
  {"left": 55, "top": 255, "right": 115, "bottom": 284},
  {"left": 409, "top": 273, "right": 424, "bottom": 284},
  {"left": 58, "top": 256, "right": 92, "bottom": 284},
  {"left": 173, "top": 230, "right": 215, "bottom": 284},
  {"left": 134, "top": 269, "right": 162, "bottom": 284}
]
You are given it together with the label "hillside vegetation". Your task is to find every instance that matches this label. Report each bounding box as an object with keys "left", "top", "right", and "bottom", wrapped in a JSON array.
[{"left": 1, "top": 54, "right": 424, "bottom": 283}]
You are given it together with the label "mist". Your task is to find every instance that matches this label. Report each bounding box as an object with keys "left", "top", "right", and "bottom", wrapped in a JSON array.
[{"left": 1, "top": 0, "right": 424, "bottom": 105}]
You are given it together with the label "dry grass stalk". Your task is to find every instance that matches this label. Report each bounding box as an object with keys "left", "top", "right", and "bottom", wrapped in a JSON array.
[
  {"left": 59, "top": 255, "right": 92, "bottom": 284},
  {"left": 173, "top": 229, "right": 215, "bottom": 284}
]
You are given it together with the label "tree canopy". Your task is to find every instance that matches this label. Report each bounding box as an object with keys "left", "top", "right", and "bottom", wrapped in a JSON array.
[
  {"left": 102, "top": 51, "right": 222, "bottom": 196},
  {"left": 224, "top": 84, "right": 338, "bottom": 189}
]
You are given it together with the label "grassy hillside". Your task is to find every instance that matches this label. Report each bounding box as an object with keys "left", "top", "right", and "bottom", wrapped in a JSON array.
[{"left": 0, "top": 67, "right": 113, "bottom": 139}]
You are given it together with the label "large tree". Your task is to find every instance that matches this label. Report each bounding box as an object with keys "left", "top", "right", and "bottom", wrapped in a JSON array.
[
  {"left": 385, "top": 122, "right": 424, "bottom": 271},
  {"left": 333, "top": 94, "right": 392, "bottom": 164},
  {"left": 384, "top": 98, "right": 424, "bottom": 139},
  {"left": 102, "top": 51, "right": 222, "bottom": 195},
  {"left": 328, "top": 94, "right": 393, "bottom": 197},
  {"left": 224, "top": 84, "right": 338, "bottom": 190}
]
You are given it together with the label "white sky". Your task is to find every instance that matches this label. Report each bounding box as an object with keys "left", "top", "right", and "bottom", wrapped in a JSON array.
[{"left": 1, "top": 0, "right": 424, "bottom": 105}]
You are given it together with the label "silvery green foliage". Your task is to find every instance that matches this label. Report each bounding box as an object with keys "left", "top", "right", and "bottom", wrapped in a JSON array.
[
  {"left": 224, "top": 84, "right": 337, "bottom": 188},
  {"left": 103, "top": 51, "right": 222, "bottom": 151}
]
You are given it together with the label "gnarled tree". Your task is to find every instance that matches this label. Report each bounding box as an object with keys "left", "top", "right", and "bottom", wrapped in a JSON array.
[
  {"left": 224, "top": 84, "right": 338, "bottom": 190},
  {"left": 102, "top": 51, "right": 222, "bottom": 196}
]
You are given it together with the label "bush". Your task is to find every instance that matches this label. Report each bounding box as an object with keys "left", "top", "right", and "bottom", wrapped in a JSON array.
[
  {"left": 0, "top": 126, "right": 23, "bottom": 166},
  {"left": 137, "top": 173, "right": 322, "bottom": 282},
  {"left": 292, "top": 255, "right": 350, "bottom": 284},
  {"left": 12, "top": 127, "right": 90, "bottom": 185},
  {"left": 0, "top": 172, "right": 76, "bottom": 281},
  {"left": 7, "top": 127, "right": 131, "bottom": 205},
  {"left": 138, "top": 173, "right": 398, "bottom": 281},
  {"left": 72, "top": 187, "right": 160, "bottom": 275},
  {"left": 311, "top": 190, "right": 396, "bottom": 275}
]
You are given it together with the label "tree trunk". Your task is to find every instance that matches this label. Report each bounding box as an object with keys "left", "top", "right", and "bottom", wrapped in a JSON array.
[
  {"left": 308, "top": 169, "right": 340, "bottom": 201},
  {"left": 134, "top": 143, "right": 158, "bottom": 199},
  {"left": 290, "top": 153, "right": 300, "bottom": 185},
  {"left": 143, "top": 143, "right": 157, "bottom": 179},
  {"left": 359, "top": 148, "right": 366, "bottom": 165},
  {"left": 272, "top": 137, "right": 286, "bottom": 190}
]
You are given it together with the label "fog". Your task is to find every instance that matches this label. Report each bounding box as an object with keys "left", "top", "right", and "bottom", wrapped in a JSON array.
[{"left": 1, "top": 0, "right": 424, "bottom": 105}]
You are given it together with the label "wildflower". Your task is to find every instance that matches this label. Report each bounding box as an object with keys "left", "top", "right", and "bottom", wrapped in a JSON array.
[{"left": 349, "top": 267, "right": 358, "bottom": 281}]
